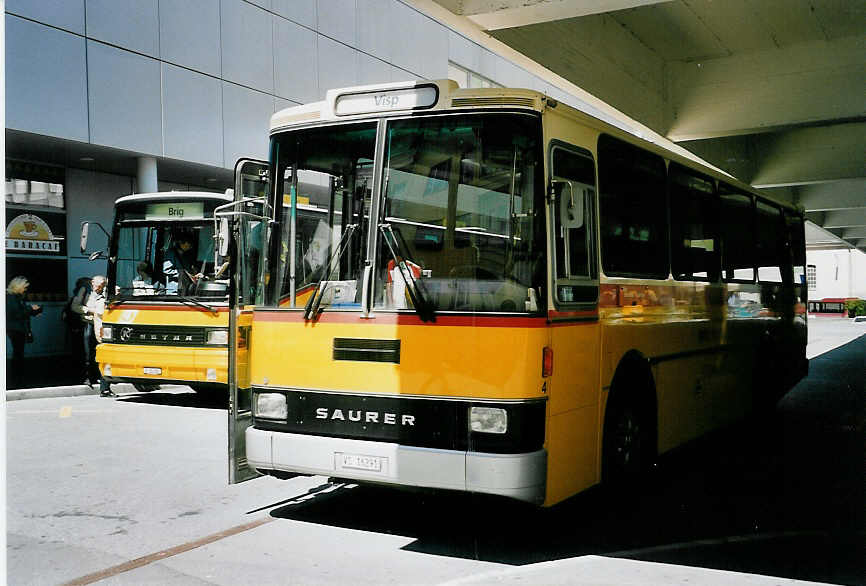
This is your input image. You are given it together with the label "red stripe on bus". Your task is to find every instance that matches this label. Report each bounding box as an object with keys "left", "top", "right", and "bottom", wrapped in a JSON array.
[
  {"left": 106, "top": 304, "right": 229, "bottom": 312},
  {"left": 253, "top": 311, "right": 550, "bottom": 328}
]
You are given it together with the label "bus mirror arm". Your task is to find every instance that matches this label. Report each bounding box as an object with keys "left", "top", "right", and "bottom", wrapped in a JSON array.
[{"left": 81, "top": 221, "right": 111, "bottom": 256}]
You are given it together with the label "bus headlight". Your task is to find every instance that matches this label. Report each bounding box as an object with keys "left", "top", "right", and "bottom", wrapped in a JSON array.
[
  {"left": 470, "top": 407, "right": 507, "bottom": 434},
  {"left": 206, "top": 329, "right": 229, "bottom": 345},
  {"left": 101, "top": 326, "right": 113, "bottom": 341},
  {"left": 254, "top": 393, "right": 288, "bottom": 420}
]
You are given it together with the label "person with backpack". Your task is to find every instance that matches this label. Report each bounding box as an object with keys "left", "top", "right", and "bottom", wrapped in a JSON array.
[{"left": 64, "top": 277, "right": 91, "bottom": 384}]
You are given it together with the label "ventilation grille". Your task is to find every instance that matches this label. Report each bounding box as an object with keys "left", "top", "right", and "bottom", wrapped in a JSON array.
[
  {"left": 451, "top": 97, "right": 537, "bottom": 109},
  {"left": 333, "top": 338, "right": 401, "bottom": 363}
]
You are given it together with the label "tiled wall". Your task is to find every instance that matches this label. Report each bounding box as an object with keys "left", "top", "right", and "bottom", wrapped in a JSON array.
[{"left": 6, "top": 0, "right": 567, "bottom": 169}]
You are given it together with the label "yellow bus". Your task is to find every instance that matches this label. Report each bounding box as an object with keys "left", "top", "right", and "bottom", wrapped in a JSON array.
[
  {"left": 226, "top": 80, "right": 808, "bottom": 504},
  {"left": 82, "top": 191, "right": 242, "bottom": 393}
]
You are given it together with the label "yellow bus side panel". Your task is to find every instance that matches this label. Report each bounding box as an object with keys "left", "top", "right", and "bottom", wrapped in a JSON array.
[
  {"left": 544, "top": 404, "right": 598, "bottom": 506},
  {"left": 250, "top": 316, "right": 548, "bottom": 399},
  {"left": 103, "top": 307, "right": 228, "bottom": 327}
]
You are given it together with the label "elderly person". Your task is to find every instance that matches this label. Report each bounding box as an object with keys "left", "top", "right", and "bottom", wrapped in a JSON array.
[
  {"left": 83, "top": 275, "right": 115, "bottom": 397},
  {"left": 6, "top": 276, "right": 42, "bottom": 389}
]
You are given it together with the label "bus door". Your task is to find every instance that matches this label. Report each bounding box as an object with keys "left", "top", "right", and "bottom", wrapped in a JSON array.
[
  {"left": 546, "top": 143, "right": 601, "bottom": 502},
  {"left": 226, "top": 158, "right": 271, "bottom": 483}
]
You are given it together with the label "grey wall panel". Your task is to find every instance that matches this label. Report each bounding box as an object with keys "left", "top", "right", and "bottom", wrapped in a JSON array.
[
  {"left": 159, "top": 0, "right": 221, "bottom": 76},
  {"left": 274, "top": 16, "right": 318, "bottom": 103},
  {"left": 386, "top": 1, "right": 415, "bottom": 74},
  {"left": 415, "top": 12, "right": 448, "bottom": 80},
  {"left": 162, "top": 64, "right": 223, "bottom": 167},
  {"left": 222, "top": 83, "right": 273, "bottom": 166},
  {"left": 318, "top": 36, "right": 358, "bottom": 96},
  {"left": 220, "top": 0, "right": 274, "bottom": 93},
  {"left": 448, "top": 31, "right": 480, "bottom": 72},
  {"left": 87, "top": 41, "right": 163, "bottom": 155},
  {"left": 479, "top": 49, "right": 498, "bottom": 82},
  {"left": 85, "top": 0, "right": 159, "bottom": 57},
  {"left": 357, "top": 0, "right": 390, "bottom": 63},
  {"left": 6, "top": 0, "right": 85, "bottom": 34},
  {"left": 272, "top": 0, "right": 316, "bottom": 29},
  {"left": 358, "top": 53, "right": 391, "bottom": 87},
  {"left": 318, "top": 0, "right": 356, "bottom": 46},
  {"left": 246, "top": 0, "right": 270, "bottom": 9},
  {"left": 274, "top": 97, "right": 299, "bottom": 113},
  {"left": 66, "top": 168, "right": 132, "bottom": 267},
  {"left": 495, "top": 56, "right": 532, "bottom": 89},
  {"left": 391, "top": 65, "right": 415, "bottom": 83},
  {"left": 6, "top": 16, "right": 89, "bottom": 142}
]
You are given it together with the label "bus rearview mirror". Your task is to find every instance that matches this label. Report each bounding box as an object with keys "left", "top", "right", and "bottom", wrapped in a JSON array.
[
  {"left": 80, "top": 222, "right": 90, "bottom": 253},
  {"left": 218, "top": 218, "right": 231, "bottom": 257}
]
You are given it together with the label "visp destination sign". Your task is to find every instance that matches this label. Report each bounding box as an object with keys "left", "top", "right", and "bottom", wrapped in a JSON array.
[
  {"left": 145, "top": 202, "right": 204, "bottom": 220},
  {"left": 335, "top": 85, "right": 438, "bottom": 116}
]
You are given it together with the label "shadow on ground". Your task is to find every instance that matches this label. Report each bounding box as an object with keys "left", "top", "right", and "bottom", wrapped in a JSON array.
[
  {"left": 117, "top": 389, "right": 228, "bottom": 410},
  {"left": 269, "top": 336, "right": 866, "bottom": 585}
]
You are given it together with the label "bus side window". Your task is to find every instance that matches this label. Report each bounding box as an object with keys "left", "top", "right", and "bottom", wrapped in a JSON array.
[
  {"left": 669, "top": 163, "right": 719, "bottom": 282},
  {"left": 756, "top": 200, "right": 785, "bottom": 284},
  {"left": 551, "top": 145, "right": 596, "bottom": 304},
  {"left": 719, "top": 184, "right": 755, "bottom": 282}
]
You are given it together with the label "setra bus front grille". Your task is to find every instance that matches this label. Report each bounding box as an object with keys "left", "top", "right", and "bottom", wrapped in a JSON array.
[{"left": 107, "top": 324, "right": 208, "bottom": 346}]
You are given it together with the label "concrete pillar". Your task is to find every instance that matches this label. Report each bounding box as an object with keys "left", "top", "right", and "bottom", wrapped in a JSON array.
[{"left": 137, "top": 156, "right": 158, "bottom": 194}]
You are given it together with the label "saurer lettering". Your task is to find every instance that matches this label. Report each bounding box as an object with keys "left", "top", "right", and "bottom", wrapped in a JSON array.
[{"left": 315, "top": 407, "right": 415, "bottom": 426}]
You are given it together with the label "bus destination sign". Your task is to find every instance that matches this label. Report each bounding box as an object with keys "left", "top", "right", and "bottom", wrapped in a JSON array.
[
  {"left": 334, "top": 86, "right": 437, "bottom": 116},
  {"left": 145, "top": 202, "right": 205, "bottom": 220}
]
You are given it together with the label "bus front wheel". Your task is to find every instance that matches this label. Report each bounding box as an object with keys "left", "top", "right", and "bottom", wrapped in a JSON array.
[{"left": 602, "top": 397, "right": 655, "bottom": 487}]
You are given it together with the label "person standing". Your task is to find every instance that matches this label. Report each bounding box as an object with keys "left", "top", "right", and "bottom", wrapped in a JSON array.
[
  {"left": 6, "top": 276, "right": 42, "bottom": 389},
  {"left": 68, "top": 276, "right": 91, "bottom": 383},
  {"left": 83, "top": 275, "right": 115, "bottom": 397}
]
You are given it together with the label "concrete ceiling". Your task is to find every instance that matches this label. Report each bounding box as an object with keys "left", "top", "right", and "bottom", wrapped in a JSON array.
[{"left": 427, "top": 0, "right": 866, "bottom": 251}]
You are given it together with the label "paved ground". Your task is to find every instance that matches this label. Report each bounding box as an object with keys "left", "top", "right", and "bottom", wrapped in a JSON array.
[{"left": 5, "top": 317, "right": 865, "bottom": 585}]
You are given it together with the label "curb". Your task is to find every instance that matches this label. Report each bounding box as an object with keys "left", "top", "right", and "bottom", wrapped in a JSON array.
[{"left": 6, "top": 384, "right": 100, "bottom": 401}]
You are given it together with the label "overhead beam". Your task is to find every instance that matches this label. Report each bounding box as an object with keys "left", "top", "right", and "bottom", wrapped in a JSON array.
[
  {"left": 750, "top": 122, "right": 866, "bottom": 187},
  {"left": 666, "top": 36, "right": 865, "bottom": 141},
  {"left": 822, "top": 209, "right": 866, "bottom": 229},
  {"left": 796, "top": 179, "right": 866, "bottom": 211},
  {"left": 456, "top": 0, "right": 672, "bottom": 31},
  {"left": 842, "top": 228, "right": 866, "bottom": 239}
]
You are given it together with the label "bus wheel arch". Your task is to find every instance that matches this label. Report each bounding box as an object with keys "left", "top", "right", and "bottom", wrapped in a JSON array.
[{"left": 601, "top": 350, "right": 658, "bottom": 485}]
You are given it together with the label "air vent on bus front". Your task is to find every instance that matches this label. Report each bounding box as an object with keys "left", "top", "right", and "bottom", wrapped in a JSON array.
[{"left": 451, "top": 97, "right": 537, "bottom": 109}]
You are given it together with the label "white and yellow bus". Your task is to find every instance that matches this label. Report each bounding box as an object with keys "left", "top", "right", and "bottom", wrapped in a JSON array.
[
  {"left": 83, "top": 189, "right": 254, "bottom": 393},
  {"left": 227, "top": 80, "right": 808, "bottom": 504}
]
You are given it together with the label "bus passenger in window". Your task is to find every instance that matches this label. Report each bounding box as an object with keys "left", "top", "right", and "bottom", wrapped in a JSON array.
[
  {"left": 163, "top": 232, "right": 202, "bottom": 295},
  {"left": 133, "top": 261, "right": 162, "bottom": 296}
]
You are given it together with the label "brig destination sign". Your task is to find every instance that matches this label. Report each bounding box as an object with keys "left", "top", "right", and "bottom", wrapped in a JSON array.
[
  {"left": 145, "top": 202, "right": 205, "bottom": 220},
  {"left": 334, "top": 85, "right": 438, "bottom": 116}
]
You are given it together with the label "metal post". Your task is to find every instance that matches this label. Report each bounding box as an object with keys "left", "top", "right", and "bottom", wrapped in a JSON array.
[{"left": 137, "top": 156, "right": 158, "bottom": 193}]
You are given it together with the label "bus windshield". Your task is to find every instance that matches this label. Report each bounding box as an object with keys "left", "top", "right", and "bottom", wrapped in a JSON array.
[
  {"left": 269, "top": 113, "right": 545, "bottom": 314},
  {"left": 110, "top": 221, "right": 229, "bottom": 300},
  {"left": 376, "top": 113, "right": 544, "bottom": 313}
]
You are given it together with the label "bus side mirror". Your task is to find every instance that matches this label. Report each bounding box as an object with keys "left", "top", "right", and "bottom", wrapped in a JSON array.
[
  {"left": 552, "top": 180, "right": 584, "bottom": 229},
  {"left": 80, "top": 222, "right": 90, "bottom": 254},
  {"left": 217, "top": 217, "right": 231, "bottom": 257}
]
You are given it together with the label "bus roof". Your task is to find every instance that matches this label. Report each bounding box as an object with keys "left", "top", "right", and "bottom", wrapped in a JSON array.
[
  {"left": 269, "top": 79, "right": 801, "bottom": 214},
  {"left": 114, "top": 191, "right": 232, "bottom": 206}
]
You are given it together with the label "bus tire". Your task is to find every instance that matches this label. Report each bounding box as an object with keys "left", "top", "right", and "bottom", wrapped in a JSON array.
[
  {"left": 602, "top": 358, "right": 657, "bottom": 488},
  {"left": 133, "top": 383, "right": 159, "bottom": 393}
]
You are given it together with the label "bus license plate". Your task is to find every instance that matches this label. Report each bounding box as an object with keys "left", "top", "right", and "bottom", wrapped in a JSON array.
[
  {"left": 340, "top": 453, "right": 382, "bottom": 472},
  {"left": 143, "top": 367, "right": 162, "bottom": 375}
]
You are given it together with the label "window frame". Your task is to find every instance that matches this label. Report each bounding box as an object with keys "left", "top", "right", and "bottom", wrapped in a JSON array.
[
  {"left": 548, "top": 140, "right": 598, "bottom": 308},
  {"left": 718, "top": 182, "right": 756, "bottom": 284}
]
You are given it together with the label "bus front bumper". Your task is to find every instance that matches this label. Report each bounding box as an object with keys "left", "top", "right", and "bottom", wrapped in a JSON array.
[
  {"left": 95, "top": 343, "right": 228, "bottom": 384},
  {"left": 246, "top": 427, "right": 547, "bottom": 504}
]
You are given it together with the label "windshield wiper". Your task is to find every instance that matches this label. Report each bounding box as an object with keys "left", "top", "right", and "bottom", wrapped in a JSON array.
[
  {"left": 379, "top": 223, "right": 435, "bottom": 323},
  {"left": 174, "top": 295, "right": 218, "bottom": 315},
  {"left": 304, "top": 224, "right": 358, "bottom": 320}
]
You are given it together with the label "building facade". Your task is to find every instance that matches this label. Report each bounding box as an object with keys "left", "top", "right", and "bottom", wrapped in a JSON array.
[{"left": 6, "top": 0, "right": 585, "bottom": 358}]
